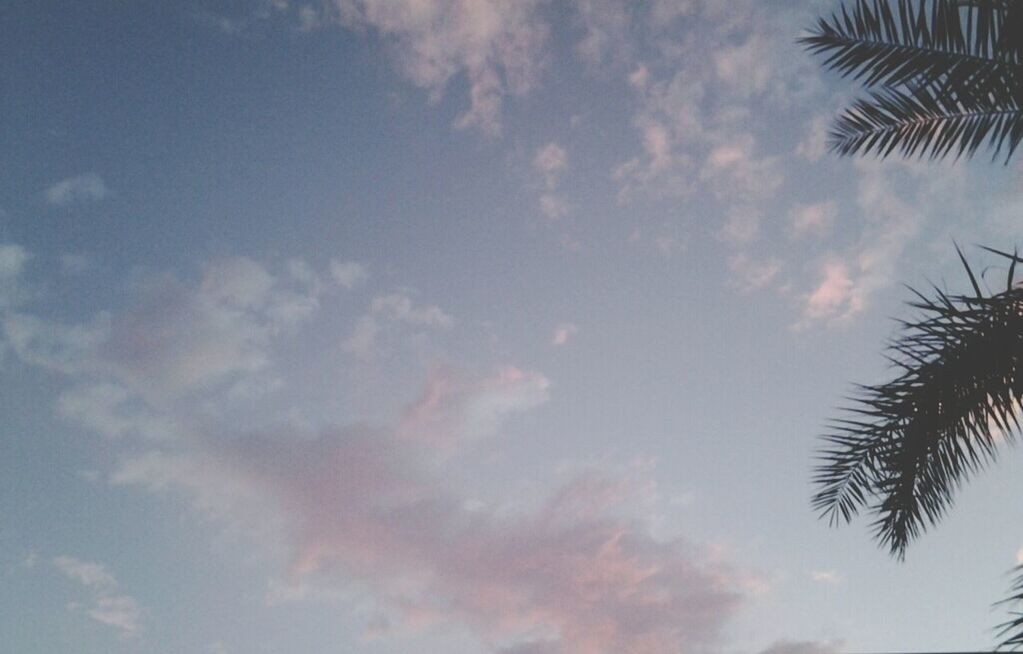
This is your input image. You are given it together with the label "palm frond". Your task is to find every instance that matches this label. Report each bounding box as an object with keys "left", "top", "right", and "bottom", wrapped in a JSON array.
[
  {"left": 803, "top": 0, "right": 1023, "bottom": 161},
  {"left": 813, "top": 248, "right": 1023, "bottom": 559},
  {"left": 801, "top": 0, "right": 1019, "bottom": 89},
  {"left": 830, "top": 84, "right": 1023, "bottom": 160},
  {"left": 998, "top": 565, "right": 1023, "bottom": 648}
]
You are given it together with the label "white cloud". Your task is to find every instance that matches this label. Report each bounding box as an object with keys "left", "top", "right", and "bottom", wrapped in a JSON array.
[
  {"left": 0, "top": 243, "right": 31, "bottom": 309},
  {"left": 801, "top": 259, "right": 857, "bottom": 325},
  {"left": 371, "top": 292, "right": 454, "bottom": 328},
  {"left": 398, "top": 366, "right": 550, "bottom": 448},
  {"left": 719, "top": 205, "right": 763, "bottom": 245},
  {"left": 551, "top": 322, "right": 578, "bottom": 346},
  {"left": 533, "top": 142, "right": 568, "bottom": 189},
  {"left": 329, "top": 259, "right": 368, "bottom": 289},
  {"left": 53, "top": 556, "right": 142, "bottom": 637},
  {"left": 2, "top": 256, "right": 329, "bottom": 401},
  {"left": 45, "top": 173, "right": 108, "bottom": 206},
  {"left": 335, "top": 0, "right": 549, "bottom": 136},
  {"left": 729, "top": 253, "right": 783, "bottom": 292},
  {"left": 54, "top": 555, "right": 118, "bottom": 589},
  {"left": 574, "top": 0, "right": 633, "bottom": 68},
  {"left": 113, "top": 368, "right": 751, "bottom": 654},
  {"left": 344, "top": 290, "right": 452, "bottom": 358},
  {"left": 797, "top": 162, "right": 936, "bottom": 327},
  {"left": 790, "top": 201, "right": 837, "bottom": 239},
  {"left": 795, "top": 114, "right": 830, "bottom": 163},
  {"left": 342, "top": 315, "right": 380, "bottom": 358},
  {"left": 532, "top": 143, "right": 572, "bottom": 220},
  {"left": 57, "top": 383, "right": 174, "bottom": 441},
  {"left": 538, "top": 193, "right": 571, "bottom": 220},
  {"left": 809, "top": 569, "right": 843, "bottom": 585},
  {"left": 2, "top": 311, "right": 110, "bottom": 375}
]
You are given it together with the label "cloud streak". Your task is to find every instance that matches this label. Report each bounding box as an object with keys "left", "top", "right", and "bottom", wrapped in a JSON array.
[
  {"left": 45, "top": 173, "right": 108, "bottom": 206},
  {"left": 53, "top": 556, "right": 143, "bottom": 636}
]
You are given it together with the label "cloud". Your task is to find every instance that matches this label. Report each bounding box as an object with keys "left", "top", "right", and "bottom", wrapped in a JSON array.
[
  {"left": 2, "top": 311, "right": 110, "bottom": 375},
  {"left": 797, "top": 162, "right": 935, "bottom": 327},
  {"left": 54, "top": 555, "right": 119, "bottom": 589},
  {"left": 371, "top": 292, "right": 454, "bottom": 328},
  {"left": 533, "top": 143, "right": 568, "bottom": 189},
  {"left": 574, "top": 0, "right": 634, "bottom": 68},
  {"left": 795, "top": 114, "right": 830, "bottom": 163},
  {"left": 45, "top": 173, "right": 108, "bottom": 206},
  {"left": 343, "top": 315, "right": 380, "bottom": 357},
  {"left": 532, "top": 143, "right": 572, "bottom": 220},
  {"left": 57, "top": 383, "right": 174, "bottom": 441},
  {"left": 9, "top": 249, "right": 759, "bottom": 653},
  {"left": 398, "top": 367, "right": 550, "bottom": 450},
  {"left": 789, "top": 202, "right": 837, "bottom": 239},
  {"left": 728, "top": 253, "right": 783, "bottom": 292},
  {"left": 3, "top": 255, "right": 327, "bottom": 401},
  {"left": 114, "top": 375, "right": 749, "bottom": 654},
  {"left": 335, "top": 0, "right": 549, "bottom": 136},
  {"left": 757, "top": 640, "right": 844, "bottom": 654},
  {"left": 808, "top": 569, "right": 842, "bottom": 585},
  {"left": 801, "top": 260, "right": 857, "bottom": 325},
  {"left": 329, "top": 259, "right": 369, "bottom": 289},
  {"left": 719, "top": 205, "right": 763, "bottom": 245},
  {"left": 611, "top": 3, "right": 792, "bottom": 203},
  {"left": 538, "top": 193, "right": 571, "bottom": 220},
  {"left": 551, "top": 322, "right": 578, "bottom": 346},
  {"left": 53, "top": 556, "right": 142, "bottom": 637},
  {"left": 344, "top": 291, "right": 454, "bottom": 357},
  {"left": 0, "top": 243, "right": 31, "bottom": 309}
]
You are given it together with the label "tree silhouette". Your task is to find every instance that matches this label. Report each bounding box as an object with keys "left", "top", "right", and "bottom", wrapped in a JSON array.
[
  {"left": 803, "top": 0, "right": 1023, "bottom": 646},
  {"left": 802, "top": 0, "right": 1023, "bottom": 162}
]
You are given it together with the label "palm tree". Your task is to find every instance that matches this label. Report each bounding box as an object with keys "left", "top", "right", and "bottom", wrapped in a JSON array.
[
  {"left": 803, "top": 0, "right": 1023, "bottom": 646},
  {"left": 802, "top": 0, "right": 1023, "bottom": 161}
]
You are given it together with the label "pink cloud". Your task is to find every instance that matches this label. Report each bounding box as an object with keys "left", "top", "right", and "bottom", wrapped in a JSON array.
[
  {"left": 802, "top": 261, "right": 858, "bottom": 324},
  {"left": 398, "top": 366, "right": 550, "bottom": 450},
  {"left": 115, "top": 371, "right": 749, "bottom": 654},
  {"left": 336, "top": 0, "right": 549, "bottom": 136}
]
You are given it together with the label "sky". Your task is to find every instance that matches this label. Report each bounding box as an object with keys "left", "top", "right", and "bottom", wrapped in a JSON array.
[{"left": 2, "top": 1, "right": 1023, "bottom": 653}]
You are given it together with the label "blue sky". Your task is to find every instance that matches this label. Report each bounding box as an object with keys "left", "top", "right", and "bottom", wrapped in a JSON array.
[{"left": 3, "top": 1, "right": 1023, "bottom": 653}]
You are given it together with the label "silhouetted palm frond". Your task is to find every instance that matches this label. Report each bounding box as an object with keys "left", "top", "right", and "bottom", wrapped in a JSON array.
[
  {"left": 998, "top": 565, "right": 1023, "bottom": 648},
  {"left": 813, "top": 247, "right": 1023, "bottom": 559},
  {"left": 802, "top": 0, "right": 1023, "bottom": 161}
]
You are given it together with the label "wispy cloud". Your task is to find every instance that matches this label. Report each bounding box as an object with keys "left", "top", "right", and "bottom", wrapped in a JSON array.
[
  {"left": 789, "top": 202, "right": 837, "bottom": 239},
  {"left": 0, "top": 243, "right": 31, "bottom": 309},
  {"left": 113, "top": 373, "right": 748, "bottom": 654},
  {"left": 53, "top": 556, "right": 143, "bottom": 637},
  {"left": 329, "top": 259, "right": 368, "bottom": 289},
  {"left": 796, "top": 162, "right": 944, "bottom": 328},
  {"left": 551, "top": 322, "right": 578, "bottom": 346},
  {"left": 344, "top": 291, "right": 454, "bottom": 357},
  {"left": 532, "top": 142, "right": 572, "bottom": 220},
  {"left": 809, "top": 569, "right": 843, "bottom": 585},
  {"left": 334, "top": 0, "right": 549, "bottom": 136},
  {"left": 533, "top": 143, "right": 568, "bottom": 189},
  {"left": 45, "top": 173, "right": 108, "bottom": 206},
  {"left": 729, "top": 253, "right": 783, "bottom": 293},
  {"left": 10, "top": 248, "right": 758, "bottom": 653}
]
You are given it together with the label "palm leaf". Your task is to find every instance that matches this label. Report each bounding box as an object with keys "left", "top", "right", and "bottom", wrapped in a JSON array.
[
  {"left": 813, "top": 248, "right": 1023, "bottom": 559},
  {"left": 830, "top": 84, "right": 1023, "bottom": 160},
  {"left": 803, "top": 0, "right": 1023, "bottom": 161}
]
